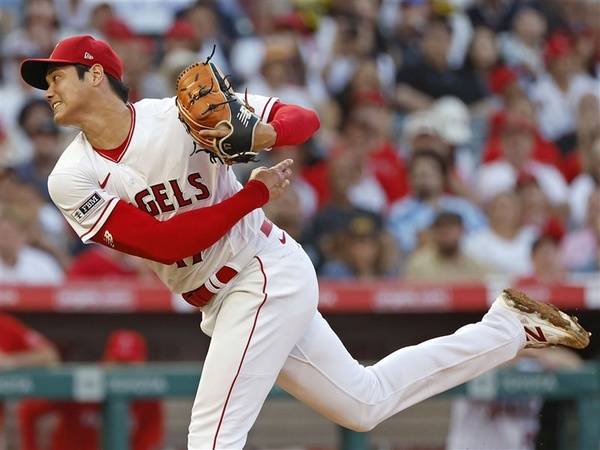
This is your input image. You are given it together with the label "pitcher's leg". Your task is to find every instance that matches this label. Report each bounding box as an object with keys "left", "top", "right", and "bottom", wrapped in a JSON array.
[
  {"left": 188, "top": 251, "right": 319, "bottom": 449},
  {"left": 277, "top": 302, "right": 525, "bottom": 432}
]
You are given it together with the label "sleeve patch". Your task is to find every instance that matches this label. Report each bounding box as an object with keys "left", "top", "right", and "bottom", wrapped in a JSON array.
[{"left": 71, "top": 192, "right": 105, "bottom": 223}]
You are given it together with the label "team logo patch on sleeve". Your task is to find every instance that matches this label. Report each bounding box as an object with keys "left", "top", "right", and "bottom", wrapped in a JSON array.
[{"left": 71, "top": 192, "right": 105, "bottom": 223}]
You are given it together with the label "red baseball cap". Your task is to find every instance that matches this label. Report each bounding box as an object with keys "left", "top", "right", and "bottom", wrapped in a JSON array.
[
  {"left": 102, "top": 17, "right": 134, "bottom": 41},
  {"left": 20, "top": 35, "right": 123, "bottom": 90},
  {"left": 103, "top": 329, "right": 147, "bottom": 363},
  {"left": 543, "top": 32, "right": 572, "bottom": 65},
  {"left": 165, "top": 19, "right": 197, "bottom": 41},
  {"left": 489, "top": 65, "right": 518, "bottom": 95}
]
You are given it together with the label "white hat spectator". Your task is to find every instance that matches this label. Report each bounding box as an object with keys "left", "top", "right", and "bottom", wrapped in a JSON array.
[
  {"left": 432, "top": 96, "right": 472, "bottom": 146},
  {"left": 403, "top": 111, "right": 443, "bottom": 139}
]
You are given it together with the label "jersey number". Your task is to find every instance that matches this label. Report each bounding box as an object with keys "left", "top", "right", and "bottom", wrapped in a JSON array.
[{"left": 176, "top": 251, "right": 203, "bottom": 268}]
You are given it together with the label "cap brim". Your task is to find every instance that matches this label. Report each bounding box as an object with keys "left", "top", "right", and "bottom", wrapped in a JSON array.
[
  {"left": 20, "top": 58, "right": 75, "bottom": 90},
  {"left": 446, "top": 130, "right": 472, "bottom": 145}
]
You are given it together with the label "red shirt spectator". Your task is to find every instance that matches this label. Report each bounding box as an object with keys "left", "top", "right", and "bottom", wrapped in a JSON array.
[
  {"left": 482, "top": 108, "right": 563, "bottom": 169},
  {"left": 18, "top": 330, "right": 163, "bottom": 450},
  {"left": 561, "top": 151, "right": 583, "bottom": 183},
  {"left": 303, "top": 94, "right": 409, "bottom": 212},
  {"left": 19, "top": 400, "right": 163, "bottom": 450},
  {"left": 0, "top": 313, "right": 59, "bottom": 432}
]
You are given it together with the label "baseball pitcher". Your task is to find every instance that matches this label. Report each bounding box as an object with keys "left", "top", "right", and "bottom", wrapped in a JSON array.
[{"left": 20, "top": 35, "right": 590, "bottom": 449}]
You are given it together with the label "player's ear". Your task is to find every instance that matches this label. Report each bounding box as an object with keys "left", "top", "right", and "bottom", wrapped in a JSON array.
[{"left": 90, "top": 64, "right": 104, "bottom": 86}]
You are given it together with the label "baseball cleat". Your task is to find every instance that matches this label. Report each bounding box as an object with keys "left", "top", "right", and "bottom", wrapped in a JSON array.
[{"left": 495, "top": 288, "right": 591, "bottom": 349}]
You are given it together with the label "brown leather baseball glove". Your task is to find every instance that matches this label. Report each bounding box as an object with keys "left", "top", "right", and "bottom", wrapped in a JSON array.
[{"left": 175, "top": 56, "right": 261, "bottom": 164}]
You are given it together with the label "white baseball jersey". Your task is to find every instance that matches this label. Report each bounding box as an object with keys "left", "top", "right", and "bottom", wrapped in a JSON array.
[{"left": 48, "top": 94, "right": 278, "bottom": 294}]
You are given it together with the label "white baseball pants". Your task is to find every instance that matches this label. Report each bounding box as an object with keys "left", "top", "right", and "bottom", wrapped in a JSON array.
[{"left": 188, "top": 229, "right": 525, "bottom": 449}]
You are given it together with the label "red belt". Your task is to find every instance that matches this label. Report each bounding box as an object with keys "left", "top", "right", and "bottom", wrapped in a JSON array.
[
  {"left": 182, "top": 219, "right": 273, "bottom": 308},
  {"left": 182, "top": 266, "right": 239, "bottom": 307}
]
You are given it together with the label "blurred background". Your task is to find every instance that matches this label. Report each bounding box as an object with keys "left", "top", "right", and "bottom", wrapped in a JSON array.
[{"left": 0, "top": 0, "right": 599, "bottom": 449}]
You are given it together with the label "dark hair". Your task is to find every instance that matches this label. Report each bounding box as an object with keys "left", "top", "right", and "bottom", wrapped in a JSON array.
[
  {"left": 433, "top": 211, "right": 463, "bottom": 227},
  {"left": 408, "top": 149, "right": 448, "bottom": 179},
  {"left": 423, "top": 15, "right": 453, "bottom": 37},
  {"left": 75, "top": 64, "right": 130, "bottom": 103},
  {"left": 17, "top": 98, "right": 52, "bottom": 130},
  {"left": 531, "top": 234, "right": 558, "bottom": 255}
]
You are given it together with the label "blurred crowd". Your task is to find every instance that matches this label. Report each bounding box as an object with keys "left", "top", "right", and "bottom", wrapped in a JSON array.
[{"left": 1, "top": 0, "right": 599, "bottom": 286}]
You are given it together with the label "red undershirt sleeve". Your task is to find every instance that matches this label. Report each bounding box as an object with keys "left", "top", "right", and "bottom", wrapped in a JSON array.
[
  {"left": 91, "top": 180, "right": 269, "bottom": 265},
  {"left": 268, "top": 101, "right": 320, "bottom": 147}
]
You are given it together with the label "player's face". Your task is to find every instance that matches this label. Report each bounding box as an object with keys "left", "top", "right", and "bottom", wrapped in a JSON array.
[{"left": 44, "top": 65, "right": 90, "bottom": 127}]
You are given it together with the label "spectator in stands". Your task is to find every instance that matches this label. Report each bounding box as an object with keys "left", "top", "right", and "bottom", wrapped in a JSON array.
[
  {"left": 245, "top": 36, "right": 315, "bottom": 109},
  {"left": 515, "top": 173, "right": 561, "bottom": 233},
  {"left": 530, "top": 32, "right": 600, "bottom": 154},
  {"left": 7, "top": 98, "right": 56, "bottom": 167},
  {"left": 482, "top": 93, "right": 563, "bottom": 170},
  {"left": 536, "top": 0, "right": 585, "bottom": 35},
  {"left": 0, "top": 313, "right": 59, "bottom": 441},
  {"left": 463, "top": 190, "right": 536, "bottom": 277},
  {"left": 12, "top": 119, "right": 62, "bottom": 202},
  {"left": 496, "top": 6, "right": 548, "bottom": 83},
  {"left": 430, "top": 96, "right": 479, "bottom": 201},
  {"left": 464, "top": 0, "right": 521, "bottom": 33},
  {"left": 0, "top": 167, "right": 19, "bottom": 205},
  {"left": 383, "top": 0, "right": 431, "bottom": 69},
  {"left": 101, "top": 16, "right": 169, "bottom": 102},
  {"left": 2, "top": 0, "right": 62, "bottom": 60},
  {"left": 303, "top": 115, "right": 390, "bottom": 215},
  {"left": 52, "top": 0, "right": 95, "bottom": 32},
  {"left": 321, "top": 2, "right": 394, "bottom": 101},
  {"left": 18, "top": 329, "right": 163, "bottom": 450},
  {"left": 156, "top": 19, "right": 200, "bottom": 95},
  {"left": 386, "top": 149, "right": 488, "bottom": 255},
  {"left": 6, "top": 181, "right": 72, "bottom": 269},
  {"left": 18, "top": 97, "right": 54, "bottom": 141},
  {"left": 86, "top": 1, "right": 115, "bottom": 40},
  {"left": 401, "top": 109, "right": 446, "bottom": 157},
  {"left": 162, "top": 18, "right": 199, "bottom": 55},
  {"left": 572, "top": 25, "right": 600, "bottom": 79},
  {"left": 0, "top": 206, "right": 64, "bottom": 285},
  {"left": 0, "top": 124, "right": 17, "bottom": 169},
  {"left": 0, "top": 0, "right": 67, "bottom": 136},
  {"left": 395, "top": 15, "right": 488, "bottom": 113},
  {"left": 561, "top": 93, "right": 600, "bottom": 184},
  {"left": 303, "top": 151, "right": 384, "bottom": 270},
  {"left": 404, "top": 211, "right": 488, "bottom": 282},
  {"left": 270, "top": 8, "right": 330, "bottom": 110},
  {"left": 462, "top": 25, "right": 502, "bottom": 111},
  {"left": 319, "top": 212, "right": 398, "bottom": 279},
  {"left": 568, "top": 136, "right": 600, "bottom": 228},
  {"left": 334, "top": 58, "right": 389, "bottom": 126},
  {"left": 517, "top": 218, "right": 567, "bottom": 285},
  {"left": 560, "top": 186, "right": 600, "bottom": 274},
  {"left": 0, "top": 313, "right": 59, "bottom": 372},
  {"left": 158, "top": 47, "right": 201, "bottom": 97},
  {"left": 475, "top": 116, "right": 569, "bottom": 219},
  {"left": 105, "top": 0, "right": 192, "bottom": 37},
  {"left": 183, "top": 1, "right": 232, "bottom": 75},
  {"left": 341, "top": 91, "right": 409, "bottom": 205},
  {"left": 488, "top": 64, "right": 525, "bottom": 109}
]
